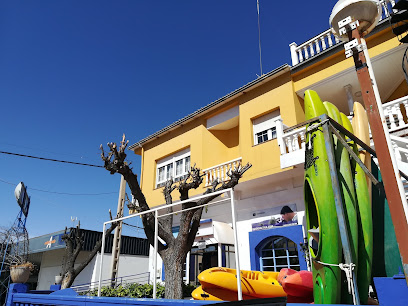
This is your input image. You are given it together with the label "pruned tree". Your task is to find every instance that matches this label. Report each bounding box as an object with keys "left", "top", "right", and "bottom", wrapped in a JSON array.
[
  {"left": 60, "top": 220, "right": 117, "bottom": 289},
  {"left": 100, "top": 135, "right": 251, "bottom": 299}
]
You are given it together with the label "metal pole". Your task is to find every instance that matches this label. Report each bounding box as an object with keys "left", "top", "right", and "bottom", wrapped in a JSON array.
[
  {"left": 230, "top": 189, "right": 243, "bottom": 301},
  {"left": 218, "top": 243, "right": 222, "bottom": 267},
  {"left": 185, "top": 251, "right": 190, "bottom": 284},
  {"left": 322, "top": 118, "right": 360, "bottom": 305},
  {"left": 153, "top": 210, "right": 158, "bottom": 299},
  {"left": 97, "top": 223, "right": 107, "bottom": 297},
  {"left": 348, "top": 28, "right": 408, "bottom": 281},
  {"left": 110, "top": 175, "right": 126, "bottom": 286}
]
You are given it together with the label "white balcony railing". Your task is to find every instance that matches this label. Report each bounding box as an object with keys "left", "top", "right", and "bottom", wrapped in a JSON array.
[
  {"left": 277, "top": 95, "right": 408, "bottom": 169},
  {"left": 383, "top": 96, "right": 408, "bottom": 132},
  {"left": 290, "top": 0, "right": 396, "bottom": 66},
  {"left": 202, "top": 157, "right": 242, "bottom": 187},
  {"left": 277, "top": 118, "right": 307, "bottom": 169},
  {"left": 391, "top": 134, "right": 408, "bottom": 163}
]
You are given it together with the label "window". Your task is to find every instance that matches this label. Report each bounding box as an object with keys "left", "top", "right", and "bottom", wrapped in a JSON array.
[
  {"left": 256, "top": 127, "right": 277, "bottom": 144},
  {"left": 253, "top": 110, "right": 280, "bottom": 145},
  {"left": 259, "top": 236, "right": 300, "bottom": 272},
  {"left": 156, "top": 149, "right": 190, "bottom": 188}
]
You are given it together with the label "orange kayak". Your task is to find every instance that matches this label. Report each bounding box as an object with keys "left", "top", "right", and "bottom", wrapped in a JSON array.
[{"left": 278, "top": 268, "right": 313, "bottom": 299}]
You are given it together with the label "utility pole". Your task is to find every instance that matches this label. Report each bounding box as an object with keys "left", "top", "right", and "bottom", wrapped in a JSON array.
[{"left": 110, "top": 175, "right": 126, "bottom": 286}]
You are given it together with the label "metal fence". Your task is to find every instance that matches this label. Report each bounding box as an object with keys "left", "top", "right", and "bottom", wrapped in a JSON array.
[{"left": 70, "top": 272, "right": 151, "bottom": 294}]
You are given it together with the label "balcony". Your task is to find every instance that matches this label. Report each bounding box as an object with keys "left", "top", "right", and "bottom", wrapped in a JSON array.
[
  {"left": 289, "top": 0, "right": 396, "bottom": 66},
  {"left": 277, "top": 95, "right": 408, "bottom": 168},
  {"left": 202, "top": 157, "right": 242, "bottom": 187}
]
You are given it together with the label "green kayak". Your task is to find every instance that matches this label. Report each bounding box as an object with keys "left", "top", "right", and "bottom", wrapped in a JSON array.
[
  {"left": 304, "top": 90, "right": 341, "bottom": 304},
  {"left": 341, "top": 112, "right": 372, "bottom": 305}
]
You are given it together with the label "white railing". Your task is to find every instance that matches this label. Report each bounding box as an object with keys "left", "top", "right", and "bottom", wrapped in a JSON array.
[
  {"left": 280, "top": 126, "right": 306, "bottom": 155},
  {"left": 391, "top": 134, "right": 408, "bottom": 163},
  {"left": 290, "top": 30, "right": 340, "bottom": 66},
  {"left": 290, "top": 0, "right": 396, "bottom": 66},
  {"left": 276, "top": 94, "right": 408, "bottom": 168},
  {"left": 383, "top": 95, "right": 408, "bottom": 132},
  {"left": 202, "top": 157, "right": 242, "bottom": 187},
  {"left": 277, "top": 118, "right": 307, "bottom": 168},
  {"left": 277, "top": 115, "right": 359, "bottom": 168}
]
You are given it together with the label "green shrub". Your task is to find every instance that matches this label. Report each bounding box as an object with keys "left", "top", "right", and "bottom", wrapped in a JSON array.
[
  {"left": 83, "top": 282, "right": 197, "bottom": 298},
  {"left": 85, "top": 283, "right": 165, "bottom": 298}
]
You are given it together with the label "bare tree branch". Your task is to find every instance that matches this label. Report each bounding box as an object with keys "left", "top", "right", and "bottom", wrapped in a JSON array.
[{"left": 100, "top": 135, "right": 252, "bottom": 299}]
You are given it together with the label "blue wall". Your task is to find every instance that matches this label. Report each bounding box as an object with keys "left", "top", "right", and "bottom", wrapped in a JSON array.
[{"left": 249, "top": 224, "right": 307, "bottom": 271}]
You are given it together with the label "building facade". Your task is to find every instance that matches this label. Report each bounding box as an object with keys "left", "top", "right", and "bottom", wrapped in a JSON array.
[
  {"left": 26, "top": 229, "right": 149, "bottom": 291},
  {"left": 129, "top": 1, "right": 408, "bottom": 284}
]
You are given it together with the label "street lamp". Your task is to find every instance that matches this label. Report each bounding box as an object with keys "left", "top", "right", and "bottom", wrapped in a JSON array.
[
  {"left": 330, "top": 0, "right": 408, "bottom": 285},
  {"left": 330, "top": 0, "right": 381, "bottom": 39}
]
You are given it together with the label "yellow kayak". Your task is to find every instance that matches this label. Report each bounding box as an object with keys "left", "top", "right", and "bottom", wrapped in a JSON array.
[
  {"left": 192, "top": 286, "right": 257, "bottom": 301},
  {"left": 197, "top": 267, "right": 286, "bottom": 299}
]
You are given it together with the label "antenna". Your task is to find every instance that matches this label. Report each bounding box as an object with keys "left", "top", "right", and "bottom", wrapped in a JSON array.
[
  {"left": 257, "top": 0, "right": 263, "bottom": 76},
  {"left": 70, "top": 216, "right": 77, "bottom": 228}
]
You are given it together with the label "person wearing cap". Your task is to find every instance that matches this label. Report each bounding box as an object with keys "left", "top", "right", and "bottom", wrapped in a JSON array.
[{"left": 275, "top": 206, "right": 296, "bottom": 226}]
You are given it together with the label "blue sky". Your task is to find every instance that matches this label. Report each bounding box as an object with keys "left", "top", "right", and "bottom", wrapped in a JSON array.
[{"left": 0, "top": 1, "right": 336, "bottom": 238}]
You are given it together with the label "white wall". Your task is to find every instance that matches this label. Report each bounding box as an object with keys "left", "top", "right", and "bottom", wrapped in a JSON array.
[
  {"left": 36, "top": 249, "right": 149, "bottom": 290},
  {"left": 91, "top": 252, "right": 149, "bottom": 288}
]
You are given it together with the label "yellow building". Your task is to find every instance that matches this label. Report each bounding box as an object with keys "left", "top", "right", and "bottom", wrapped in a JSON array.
[{"left": 129, "top": 2, "right": 408, "bottom": 284}]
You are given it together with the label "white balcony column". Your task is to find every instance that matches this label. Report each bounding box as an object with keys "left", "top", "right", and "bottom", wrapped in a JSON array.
[
  {"left": 292, "top": 133, "right": 300, "bottom": 151},
  {"left": 304, "top": 46, "right": 309, "bottom": 60},
  {"left": 309, "top": 43, "right": 315, "bottom": 57},
  {"left": 402, "top": 101, "right": 408, "bottom": 127},
  {"left": 320, "top": 36, "right": 327, "bottom": 50},
  {"left": 327, "top": 32, "right": 334, "bottom": 47},
  {"left": 392, "top": 140, "right": 402, "bottom": 161},
  {"left": 289, "top": 42, "right": 299, "bottom": 66},
  {"left": 274, "top": 118, "right": 286, "bottom": 154},
  {"left": 298, "top": 49, "right": 304, "bottom": 63},
  {"left": 300, "top": 133, "right": 306, "bottom": 150},
  {"left": 390, "top": 105, "right": 398, "bottom": 130},
  {"left": 395, "top": 104, "right": 405, "bottom": 128},
  {"left": 390, "top": 0, "right": 396, "bottom": 12},
  {"left": 315, "top": 39, "right": 321, "bottom": 54},
  {"left": 334, "top": 35, "right": 340, "bottom": 44},
  {"left": 285, "top": 137, "right": 292, "bottom": 153}
]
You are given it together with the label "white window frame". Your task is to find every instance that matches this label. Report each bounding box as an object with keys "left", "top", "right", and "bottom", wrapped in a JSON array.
[
  {"left": 252, "top": 110, "right": 281, "bottom": 145},
  {"left": 156, "top": 148, "right": 190, "bottom": 188}
]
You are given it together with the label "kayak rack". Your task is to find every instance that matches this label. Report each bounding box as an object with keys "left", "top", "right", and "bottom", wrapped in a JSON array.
[{"left": 306, "top": 114, "right": 408, "bottom": 305}]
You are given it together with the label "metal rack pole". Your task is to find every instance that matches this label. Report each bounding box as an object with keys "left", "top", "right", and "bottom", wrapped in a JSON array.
[{"left": 321, "top": 115, "right": 360, "bottom": 305}]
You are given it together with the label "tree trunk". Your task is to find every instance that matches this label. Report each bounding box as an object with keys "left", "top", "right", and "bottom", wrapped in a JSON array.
[
  {"left": 61, "top": 270, "right": 75, "bottom": 289},
  {"left": 162, "top": 251, "right": 186, "bottom": 299}
]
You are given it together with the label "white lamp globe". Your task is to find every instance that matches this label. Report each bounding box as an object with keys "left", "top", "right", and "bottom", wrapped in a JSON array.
[{"left": 330, "top": 0, "right": 381, "bottom": 39}]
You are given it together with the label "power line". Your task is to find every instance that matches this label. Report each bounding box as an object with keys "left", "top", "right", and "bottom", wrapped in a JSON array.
[
  {"left": 0, "top": 178, "right": 116, "bottom": 196},
  {"left": 0, "top": 150, "right": 103, "bottom": 168},
  {"left": 123, "top": 222, "right": 144, "bottom": 230}
]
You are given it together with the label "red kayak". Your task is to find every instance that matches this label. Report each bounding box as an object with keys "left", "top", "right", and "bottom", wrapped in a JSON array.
[{"left": 278, "top": 268, "right": 313, "bottom": 303}]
